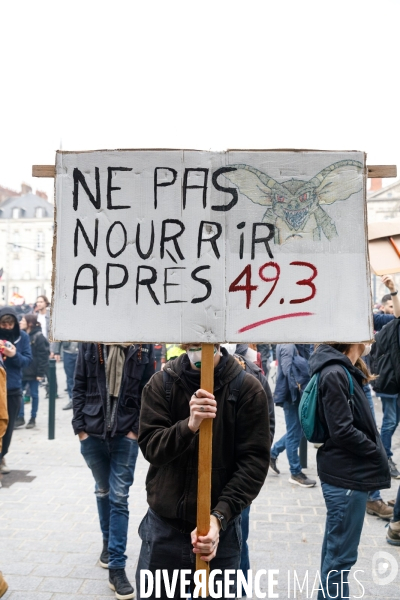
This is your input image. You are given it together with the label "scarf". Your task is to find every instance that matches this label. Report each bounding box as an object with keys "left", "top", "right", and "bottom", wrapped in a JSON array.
[
  {"left": 106, "top": 344, "right": 128, "bottom": 398},
  {"left": 180, "top": 350, "right": 230, "bottom": 396}
]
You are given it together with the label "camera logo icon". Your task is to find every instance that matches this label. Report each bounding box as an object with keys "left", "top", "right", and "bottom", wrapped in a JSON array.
[{"left": 372, "top": 551, "right": 398, "bottom": 586}]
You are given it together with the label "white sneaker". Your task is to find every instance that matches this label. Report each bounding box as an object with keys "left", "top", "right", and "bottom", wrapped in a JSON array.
[{"left": 0, "top": 459, "right": 10, "bottom": 474}]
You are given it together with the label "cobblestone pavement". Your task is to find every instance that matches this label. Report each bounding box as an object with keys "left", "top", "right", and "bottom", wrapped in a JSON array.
[{"left": 1, "top": 363, "right": 400, "bottom": 599}]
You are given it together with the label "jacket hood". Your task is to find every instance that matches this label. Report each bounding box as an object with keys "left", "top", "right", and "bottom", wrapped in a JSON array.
[
  {"left": 29, "top": 325, "right": 43, "bottom": 337},
  {"left": 235, "top": 344, "right": 249, "bottom": 357},
  {"left": 309, "top": 344, "right": 363, "bottom": 381},
  {"left": 0, "top": 305, "right": 21, "bottom": 342},
  {"left": 166, "top": 347, "right": 243, "bottom": 385}
]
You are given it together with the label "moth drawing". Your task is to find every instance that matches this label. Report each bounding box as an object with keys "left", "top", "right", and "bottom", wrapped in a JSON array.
[{"left": 223, "top": 159, "right": 363, "bottom": 244}]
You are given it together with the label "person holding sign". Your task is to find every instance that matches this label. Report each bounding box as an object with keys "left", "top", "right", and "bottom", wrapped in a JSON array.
[{"left": 136, "top": 344, "right": 270, "bottom": 599}]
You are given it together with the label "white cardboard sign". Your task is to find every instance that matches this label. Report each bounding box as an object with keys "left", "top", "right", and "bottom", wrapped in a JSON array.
[{"left": 52, "top": 150, "right": 372, "bottom": 343}]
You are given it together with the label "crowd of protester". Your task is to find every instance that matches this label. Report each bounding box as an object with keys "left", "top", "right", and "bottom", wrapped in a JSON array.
[{"left": 0, "top": 280, "right": 399, "bottom": 599}]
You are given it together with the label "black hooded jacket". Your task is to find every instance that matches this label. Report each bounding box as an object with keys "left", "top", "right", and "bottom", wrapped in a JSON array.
[
  {"left": 22, "top": 325, "right": 50, "bottom": 380},
  {"left": 72, "top": 342, "right": 155, "bottom": 437},
  {"left": 309, "top": 345, "right": 390, "bottom": 492},
  {"left": 139, "top": 350, "right": 270, "bottom": 530}
]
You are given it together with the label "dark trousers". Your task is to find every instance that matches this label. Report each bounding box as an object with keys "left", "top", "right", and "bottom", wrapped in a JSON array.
[
  {"left": 394, "top": 485, "right": 400, "bottom": 522},
  {"left": 136, "top": 508, "right": 242, "bottom": 599},
  {"left": 240, "top": 506, "right": 250, "bottom": 597},
  {"left": 1, "top": 390, "right": 22, "bottom": 459},
  {"left": 63, "top": 352, "right": 78, "bottom": 399},
  {"left": 318, "top": 482, "right": 367, "bottom": 600}
]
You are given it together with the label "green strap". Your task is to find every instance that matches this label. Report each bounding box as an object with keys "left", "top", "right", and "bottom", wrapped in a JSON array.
[{"left": 342, "top": 366, "right": 354, "bottom": 396}]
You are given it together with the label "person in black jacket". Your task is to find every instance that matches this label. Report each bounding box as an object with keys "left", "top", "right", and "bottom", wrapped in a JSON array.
[
  {"left": 0, "top": 307, "right": 32, "bottom": 475},
  {"left": 309, "top": 343, "right": 391, "bottom": 600},
  {"left": 15, "top": 314, "right": 49, "bottom": 429},
  {"left": 72, "top": 342, "right": 154, "bottom": 600},
  {"left": 371, "top": 275, "right": 400, "bottom": 478},
  {"left": 136, "top": 344, "right": 270, "bottom": 599}
]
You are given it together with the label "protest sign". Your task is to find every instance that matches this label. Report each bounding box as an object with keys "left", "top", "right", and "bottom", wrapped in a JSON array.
[{"left": 52, "top": 149, "right": 372, "bottom": 342}]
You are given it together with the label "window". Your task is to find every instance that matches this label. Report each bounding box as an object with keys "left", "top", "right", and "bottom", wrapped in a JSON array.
[
  {"left": 12, "top": 207, "right": 20, "bottom": 219},
  {"left": 12, "top": 260, "right": 21, "bottom": 279},
  {"left": 13, "top": 232, "right": 20, "bottom": 251},
  {"left": 36, "top": 231, "right": 44, "bottom": 249},
  {"left": 35, "top": 286, "right": 42, "bottom": 297},
  {"left": 35, "top": 207, "right": 45, "bottom": 218},
  {"left": 11, "top": 286, "right": 19, "bottom": 294},
  {"left": 36, "top": 258, "right": 44, "bottom": 278}
]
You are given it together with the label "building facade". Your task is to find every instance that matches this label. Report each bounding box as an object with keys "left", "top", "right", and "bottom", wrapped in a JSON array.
[{"left": 0, "top": 190, "right": 54, "bottom": 305}]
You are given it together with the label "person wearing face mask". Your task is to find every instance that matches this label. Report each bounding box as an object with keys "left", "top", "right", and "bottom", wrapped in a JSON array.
[
  {"left": 0, "top": 307, "right": 32, "bottom": 475},
  {"left": 308, "top": 343, "right": 391, "bottom": 600},
  {"left": 136, "top": 343, "right": 270, "bottom": 599}
]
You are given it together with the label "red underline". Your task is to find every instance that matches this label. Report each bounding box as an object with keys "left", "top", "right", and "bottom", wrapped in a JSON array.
[{"left": 238, "top": 312, "right": 314, "bottom": 333}]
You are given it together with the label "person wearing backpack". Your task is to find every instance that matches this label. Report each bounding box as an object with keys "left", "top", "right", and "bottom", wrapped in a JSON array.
[
  {"left": 370, "top": 277, "right": 400, "bottom": 479},
  {"left": 14, "top": 314, "right": 50, "bottom": 429},
  {"left": 370, "top": 276, "right": 400, "bottom": 478},
  {"left": 308, "top": 343, "right": 391, "bottom": 600},
  {"left": 136, "top": 343, "right": 270, "bottom": 599},
  {"left": 269, "top": 343, "right": 316, "bottom": 487}
]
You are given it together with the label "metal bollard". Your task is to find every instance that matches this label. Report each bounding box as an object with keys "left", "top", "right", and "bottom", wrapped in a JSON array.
[
  {"left": 48, "top": 358, "right": 57, "bottom": 440},
  {"left": 299, "top": 435, "right": 308, "bottom": 469}
]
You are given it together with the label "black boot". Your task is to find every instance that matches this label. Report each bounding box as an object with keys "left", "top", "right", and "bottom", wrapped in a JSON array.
[
  {"left": 109, "top": 568, "right": 134, "bottom": 599},
  {"left": 99, "top": 539, "right": 109, "bottom": 568}
]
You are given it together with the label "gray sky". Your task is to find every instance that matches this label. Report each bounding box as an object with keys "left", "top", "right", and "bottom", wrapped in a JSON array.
[{"left": 1, "top": 0, "right": 399, "bottom": 200}]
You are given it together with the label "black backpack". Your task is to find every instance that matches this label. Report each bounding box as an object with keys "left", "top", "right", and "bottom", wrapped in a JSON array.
[{"left": 370, "top": 317, "right": 400, "bottom": 394}]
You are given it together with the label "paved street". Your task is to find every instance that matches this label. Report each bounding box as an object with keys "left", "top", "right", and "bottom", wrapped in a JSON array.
[{"left": 0, "top": 362, "right": 400, "bottom": 599}]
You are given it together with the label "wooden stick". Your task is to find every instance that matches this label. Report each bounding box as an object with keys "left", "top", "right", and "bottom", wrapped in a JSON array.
[
  {"left": 367, "top": 165, "right": 397, "bottom": 178},
  {"left": 32, "top": 165, "right": 56, "bottom": 178},
  {"left": 196, "top": 343, "right": 215, "bottom": 596},
  {"left": 32, "top": 164, "right": 398, "bottom": 180},
  {"left": 389, "top": 236, "right": 400, "bottom": 259}
]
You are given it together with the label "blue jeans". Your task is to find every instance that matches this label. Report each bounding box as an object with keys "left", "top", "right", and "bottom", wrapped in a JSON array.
[
  {"left": 64, "top": 351, "right": 78, "bottom": 399},
  {"left": 271, "top": 401, "right": 302, "bottom": 475},
  {"left": 363, "top": 385, "right": 381, "bottom": 502},
  {"left": 379, "top": 394, "right": 400, "bottom": 458},
  {"left": 80, "top": 434, "right": 139, "bottom": 569},
  {"left": 319, "top": 482, "right": 367, "bottom": 600},
  {"left": 19, "top": 380, "right": 39, "bottom": 419},
  {"left": 136, "top": 508, "right": 241, "bottom": 599}
]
